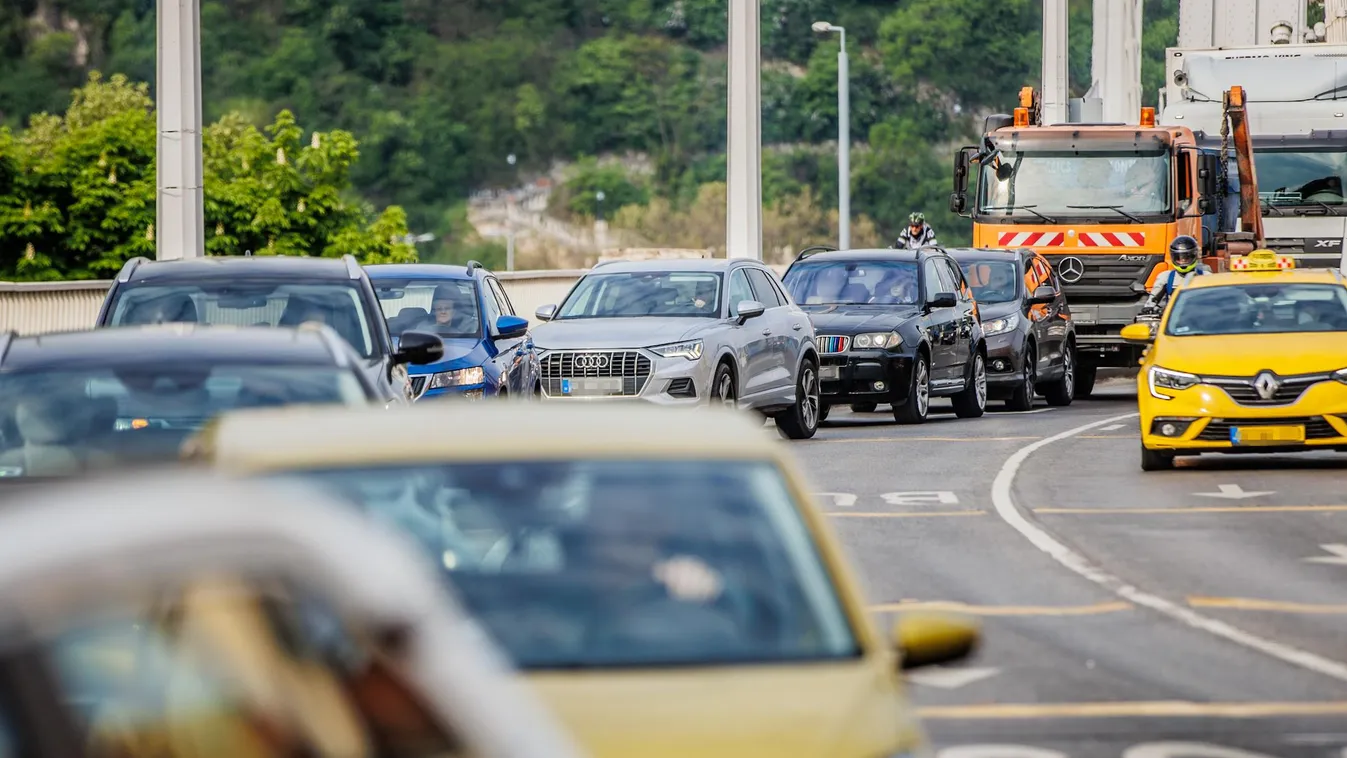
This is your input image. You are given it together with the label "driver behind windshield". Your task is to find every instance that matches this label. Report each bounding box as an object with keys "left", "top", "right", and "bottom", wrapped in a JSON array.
[
  {"left": 871, "top": 268, "right": 917, "bottom": 304},
  {"left": 413, "top": 285, "right": 478, "bottom": 335}
]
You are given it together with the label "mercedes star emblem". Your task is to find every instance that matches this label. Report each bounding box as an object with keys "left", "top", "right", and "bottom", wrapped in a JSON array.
[
  {"left": 1253, "top": 371, "right": 1280, "bottom": 401},
  {"left": 1057, "top": 256, "right": 1086, "bottom": 283}
]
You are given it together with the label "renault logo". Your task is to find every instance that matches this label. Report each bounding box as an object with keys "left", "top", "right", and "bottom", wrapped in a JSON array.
[
  {"left": 572, "top": 354, "right": 609, "bottom": 370},
  {"left": 1057, "top": 256, "right": 1086, "bottom": 283},
  {"left": 1253, "top": 371, "right": 1281, "bottom": 400}
]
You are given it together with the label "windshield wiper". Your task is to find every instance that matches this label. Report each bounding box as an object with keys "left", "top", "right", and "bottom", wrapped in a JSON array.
[
  {"left": 1066, "top": 205, "right": 1144, "bottom": 223},
  {"left": 1293, "top": 200, "right": 1342, "bottom": 216},
  {"left": 1259, "top": 198, "right": 1287, "bottom": 216},
  {"left": 983, "top": 205, "right": 1057, "bottom": 224}
]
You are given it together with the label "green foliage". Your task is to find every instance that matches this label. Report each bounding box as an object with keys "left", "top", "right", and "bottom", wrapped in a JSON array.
[
  {"left": 556, "top": 157, "right": 650, "bottom": 218},
  {"left": 0, "top": 72, "right": 413, "bottom": 280}
]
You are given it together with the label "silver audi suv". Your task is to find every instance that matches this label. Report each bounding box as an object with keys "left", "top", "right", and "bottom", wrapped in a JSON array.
[{"left": 530, "top": 259, "right": 822, "bottom": 439}]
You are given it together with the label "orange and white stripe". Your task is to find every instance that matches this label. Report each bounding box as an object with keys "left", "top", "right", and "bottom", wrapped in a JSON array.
[
  {"left": 1077, "top": 232, "right": 1146, "bottom": 247},
  {"left": 997, "top": 232, "right": 1065, "bottom": 247}
]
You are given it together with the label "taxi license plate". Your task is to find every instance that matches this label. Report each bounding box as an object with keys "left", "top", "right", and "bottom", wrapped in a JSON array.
[
  {"left": 1230, "top": 425, "right": 1305, "bottom": 445},
  {"left": 820, "top": 366, "right": 840, "bottom": 381},
  {"left": 561, "top": 378, "right": 624, "bottom": 396}
]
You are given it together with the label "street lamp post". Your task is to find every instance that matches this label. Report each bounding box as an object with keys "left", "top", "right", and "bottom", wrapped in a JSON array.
[
  {"left": 813, "top": 21, "right": 849, "bottom": 250},
  {"left": 505, "top": 153, "right": 518, "bottom": 271}
]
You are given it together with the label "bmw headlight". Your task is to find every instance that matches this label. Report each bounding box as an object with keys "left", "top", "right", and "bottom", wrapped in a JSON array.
[
  {"left": 650, "top": 340, "right": 703, "bottom": 360},
  {"left": 427, "top": 367, "right": 485, "bottom": 390},
  {"left": 982, "top": 313, "right": 1020, "bottom": 336},
  {"left": 1147, "top": 365, "right": 1199, "bottom": 400},
  {"left": 853, "top": 331, "right": 902, "bottom": 349}
]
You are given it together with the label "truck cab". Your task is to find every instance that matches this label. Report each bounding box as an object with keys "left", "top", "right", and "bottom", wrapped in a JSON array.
[{"left": 949, "top": 88, "right": 1229, "bottom": 394}]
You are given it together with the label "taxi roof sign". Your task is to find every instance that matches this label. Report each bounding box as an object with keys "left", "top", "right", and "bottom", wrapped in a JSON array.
[{"left": 1230, "top": 250, "right": 1294, "bottom": 271}]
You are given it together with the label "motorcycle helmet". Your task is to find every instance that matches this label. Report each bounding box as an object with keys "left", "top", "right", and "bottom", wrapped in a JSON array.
[{"left": 1169, "top": 235, "right": 1200, "bottom": 273}]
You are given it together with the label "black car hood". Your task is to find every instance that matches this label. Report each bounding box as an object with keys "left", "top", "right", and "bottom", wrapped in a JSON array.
[
  {"left": 977, "top": 300, "right": 1021, "bottom": 321},
  {"left": 802, "top": 305, "right": 921, "bottom": 333}
]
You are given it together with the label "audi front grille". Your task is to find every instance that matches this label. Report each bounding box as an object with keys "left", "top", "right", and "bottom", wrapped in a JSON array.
[{"left": 540, "top": 350, "right": 653, "bottom": 397}]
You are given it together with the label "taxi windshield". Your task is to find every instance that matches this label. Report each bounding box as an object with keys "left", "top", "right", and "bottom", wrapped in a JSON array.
[
  {"left": 783, "top": 260, "right": 919, "bottom": 305},
  {"left": 267, "top": 459, "right": 860, "bottom": 669},
  {"left": 1165, "top": 283, "right": 1347, "bottom": 336}
]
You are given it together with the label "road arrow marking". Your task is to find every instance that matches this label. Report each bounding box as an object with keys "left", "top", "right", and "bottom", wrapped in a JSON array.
[
  {"left": 906, "top": 666, "right": 1001, "bottom": 689},
  {"left": 1306, "top": 544, "right": 1347, "bottom": 566},
  {"left": 1099, "top": 423, "right": 1124, "bottom": 431},
  {"left": 1194, "top": 484, "right": 1275, "bottom": 500},
  {"left": 817, "top": 492, "right": 857, "bottom": 508}
]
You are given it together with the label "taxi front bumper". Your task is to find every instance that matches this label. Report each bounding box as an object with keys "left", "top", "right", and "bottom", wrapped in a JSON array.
[{"left": 1138, "top": 377, "right": 1347, "bottom": 453}]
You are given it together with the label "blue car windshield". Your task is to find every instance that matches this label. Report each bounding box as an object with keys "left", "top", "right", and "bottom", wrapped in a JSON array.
[
  {"left": 266, "top": 459, "right": 861, "bottom": 670},
  {"left": 373, "top": 279, "right": 483, "bottom": 340}
]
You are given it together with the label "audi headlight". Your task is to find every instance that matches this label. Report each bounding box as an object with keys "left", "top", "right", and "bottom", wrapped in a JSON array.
[
  {"left": 650, "top": 340, "right": 703, "bottom": 360},
  {"left": 853, "top": 331, "right": 902, "bottom": 349},
  {"left": 1147, "top": 365, "right": 1199, "bottom": 400},
  {"left": 427, "top": 367, "right": 485, "bottom": 390},
  {"left": 982, "top": 313, "right": 1020, "bottom": 336}
]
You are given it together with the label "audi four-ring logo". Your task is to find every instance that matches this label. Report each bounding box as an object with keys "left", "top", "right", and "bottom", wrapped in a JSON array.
[
  {"left": 572, "top": 354, "right": 609, "bottom": 369},
  {"left": 1056, "top": 256, "right": 1086, "bottom": 283}
]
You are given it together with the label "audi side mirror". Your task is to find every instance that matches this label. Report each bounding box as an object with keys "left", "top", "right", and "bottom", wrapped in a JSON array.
[
  {"left": 735, "top": 300, "right": 766, "bottom": 325},
  {"left": 535, "top": 304, "right": 557, "bottom": 321}
]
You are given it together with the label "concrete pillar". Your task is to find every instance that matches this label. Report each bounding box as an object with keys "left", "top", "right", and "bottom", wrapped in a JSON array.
[
  {"left": 726, "top": 0, "right": 762, "bottom": 260},
  {"left": 1329, "top": 0, "right": 1347, "bottom": 43},
  {"left": 1041, "top": 0, "right": 1069, "bottom": 124},
  {"left": 156, "top": 0, "right": 205, "bottom": 259},
  {"left": 1092, "top": 0, "right": 1143, "bottom": 124}
]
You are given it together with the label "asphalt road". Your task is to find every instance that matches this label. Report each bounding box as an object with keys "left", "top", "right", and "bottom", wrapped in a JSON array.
[{"left": 795, "top": 381, "right": 1347, "bottom": 758}]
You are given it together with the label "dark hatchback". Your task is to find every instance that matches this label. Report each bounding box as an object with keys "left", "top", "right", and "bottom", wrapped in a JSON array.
[
  {"left": 0, "top": 325, "right": 379, "bottom": 479},
  {"left": 781, "top": 247, "right": 987, "bottom": 424},
  {"left": 95, "top": 255, "right": 443, "bottom": 404},
  {"left": 946, "top": 248, "right": 1077, "bottom": 410}
]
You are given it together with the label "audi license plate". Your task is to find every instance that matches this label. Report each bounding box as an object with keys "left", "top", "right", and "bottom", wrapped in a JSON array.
[
  {"left": 820, "top": 366, "right": 840, "bottom": 381},
  {"left": 1230, "top": 425, "right": 1305, "bottom": 445},
  {"left": 561, "top": 377, "right": 624, "bottom": 396}
]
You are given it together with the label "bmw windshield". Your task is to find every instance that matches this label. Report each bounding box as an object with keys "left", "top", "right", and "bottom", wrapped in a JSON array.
[
  {"left": 783, "top": 260, "right": 919, "bottom": 305},
  {"left": 265, "top": 459, "right": 860, "bottom": 669}
]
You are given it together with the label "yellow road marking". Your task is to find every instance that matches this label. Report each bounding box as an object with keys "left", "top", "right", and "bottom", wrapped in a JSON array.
[
  {"left": 1036, "top": 505, "right": 1347, "bottom": 515},
  {"left": 1189, "top": 596, "right": 1347, "bottom": 614},
  {"left": 829, "top": 510, "right": 985, "bottom": 518},
  {"left": 868, "top": 600, "right": 1133, "bottom": 616},
  {"left": 917, "top": 701, "right": 1347, "bottom": 720},
  {"left": 824, "top": 436, "right": 1038, "bottom": 443}
]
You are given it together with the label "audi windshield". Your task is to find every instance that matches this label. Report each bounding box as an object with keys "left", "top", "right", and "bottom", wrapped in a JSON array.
[{"left": 555, "top": 272, "right": 722, "bottom": 319}]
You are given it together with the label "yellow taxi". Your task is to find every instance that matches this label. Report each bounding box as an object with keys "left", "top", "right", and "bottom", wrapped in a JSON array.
[
  {"left": 183, "top": 403, "right": 979, "bottom": 758},
  {"left": 1122, "top": 250, "right": 1347, "bottom": 470}
]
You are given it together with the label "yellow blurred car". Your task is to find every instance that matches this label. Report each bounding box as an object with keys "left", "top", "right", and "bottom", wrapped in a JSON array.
[
  {"left": 1122, "top": 250, "right": 1347, "bottom": 471},
  {"left": 184, "top": 403, "right": 979, "bottom": 758}
]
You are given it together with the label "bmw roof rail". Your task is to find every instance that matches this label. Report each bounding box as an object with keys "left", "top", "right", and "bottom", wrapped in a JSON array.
[
  {"left": 341, "top": 254, "right": 362, "bottom": 280},
  {"left": 466, "top": 260, "right": 484, "bottom": 271},
  {"left": 794, "top": 245, "right": 837, "bottom": 263},
  {"left": 115, "top": 257, "right": 150, "bottom": 283}
]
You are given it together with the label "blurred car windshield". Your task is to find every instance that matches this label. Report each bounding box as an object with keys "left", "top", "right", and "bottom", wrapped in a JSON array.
[
  {"left": 105, "top": 282, "right": 376, "bottom": 358},
  {"left": 0, "top": 366, "right": 367, "bottom": 477},
  {"left": 957, "top": 261, "right": 1020, "bottom": 304},
  {"left": 783, "top": 260, "right": 919, "bottom": 305},
  {"left": 269, "top": 459, "right": 860, "bottom": 669},
  {"left": 555, "top": 272, "right": 722, "bottom": 319},
  {"left": 374, "top": 279, "right": 482, "bottom": 340},
  {"left": 1166, "top": 283, "right": 1347, "bottom": 336}
]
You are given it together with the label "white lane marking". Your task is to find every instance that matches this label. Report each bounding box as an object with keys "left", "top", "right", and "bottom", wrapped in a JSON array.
[
  {"left": 881, "top": 490, "right": 959, "bottom": 506},
  {"left": 991, "top": 411, "right": 1347, "bottom": 684},
  {"left": 939, "top": 747, "right": 1067, "bottom": 758},
  {"left": 906, "top": 665, "right": 1000, "bottom": 689},
  {"left": 1099, "top": 423, "right": 1124, "bottom": 431},
  {"left": 1123, "top": 743, "right": 1280, "bottom": 758},
  {"left": 1002, "top": 407, "right": 1056, "bottom": 415},
  {"left": 1306, "top": 544, "right": 1347, "bottom": 566},
  {"left": 818, "top": 492, "right": 857, "bottom": 508},
  {"left": 1194, "top": 484, "right": 1276, "bottom": 500}
]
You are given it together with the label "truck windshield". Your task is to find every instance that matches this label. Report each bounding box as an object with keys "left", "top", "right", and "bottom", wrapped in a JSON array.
[
  {"left": 978, "top": 150, "right": 1172, "bottom": 219},
  {"left": 1256, "top": 147, "right": 1347, "bottom": 209}
]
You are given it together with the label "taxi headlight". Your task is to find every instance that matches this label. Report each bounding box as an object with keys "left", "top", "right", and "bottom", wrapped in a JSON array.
[
  {"left": 1334, "top": 368, "right": 1347, "bottom": 385},
  {"left": 1148, "top": 366, "right": 1199, "bottom": 400},
  {"left": 982, "top": 313, "right": 1020, "bottom": 336},
  {"left": 853, "top": 331, "right": 902, "bottom": 349},
  {"left": 428, "top": 367, "right": 485, "bottom": 389}
]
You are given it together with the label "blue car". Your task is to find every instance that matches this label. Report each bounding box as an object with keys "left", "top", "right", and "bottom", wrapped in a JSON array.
[{"left": 366, "top": 263, "right": 540, "bottom": 400}]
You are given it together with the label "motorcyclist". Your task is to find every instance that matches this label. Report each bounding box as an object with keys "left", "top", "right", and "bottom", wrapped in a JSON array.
[
  {"left": 893, "top": 212, "right": 938, "bottom": 249},
  {"left": 1141, "top": 235, "right": 1210, "bottom": 315}
]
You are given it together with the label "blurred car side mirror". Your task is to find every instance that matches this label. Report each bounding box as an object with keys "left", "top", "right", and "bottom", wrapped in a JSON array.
[
  {"left": 495, "top": 315, "right": 529, "bottom": 340},
  {"left": 394, "top": 331, "right": 444, "bottom": 366},
  {"left": 1120, "top": 323, "right": 1155, "bottom": 345},
  {"left": 535, "top": 304, "right": 557, "bottom": 322},
  {"left": 893, "top": 612, "right": 980, "bottom": 670},
  {"left": 735, "top": 300, "right": 766, "bottom": 325},
  {"left": 927, "top": 292, "right": 958, "bottom": 310},
  {"left": 1029, "top": 285, "right": 1058, "bottom": 305}
]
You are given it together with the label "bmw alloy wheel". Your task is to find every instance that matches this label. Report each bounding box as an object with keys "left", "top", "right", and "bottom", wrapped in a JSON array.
[{"left": 914, "top": 360, "right": 930, "bottom": 417}]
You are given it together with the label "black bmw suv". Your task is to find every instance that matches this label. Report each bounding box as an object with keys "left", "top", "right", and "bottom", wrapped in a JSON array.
[{"left": 781, "top": 247, "right": 987, "bottom": 424}]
